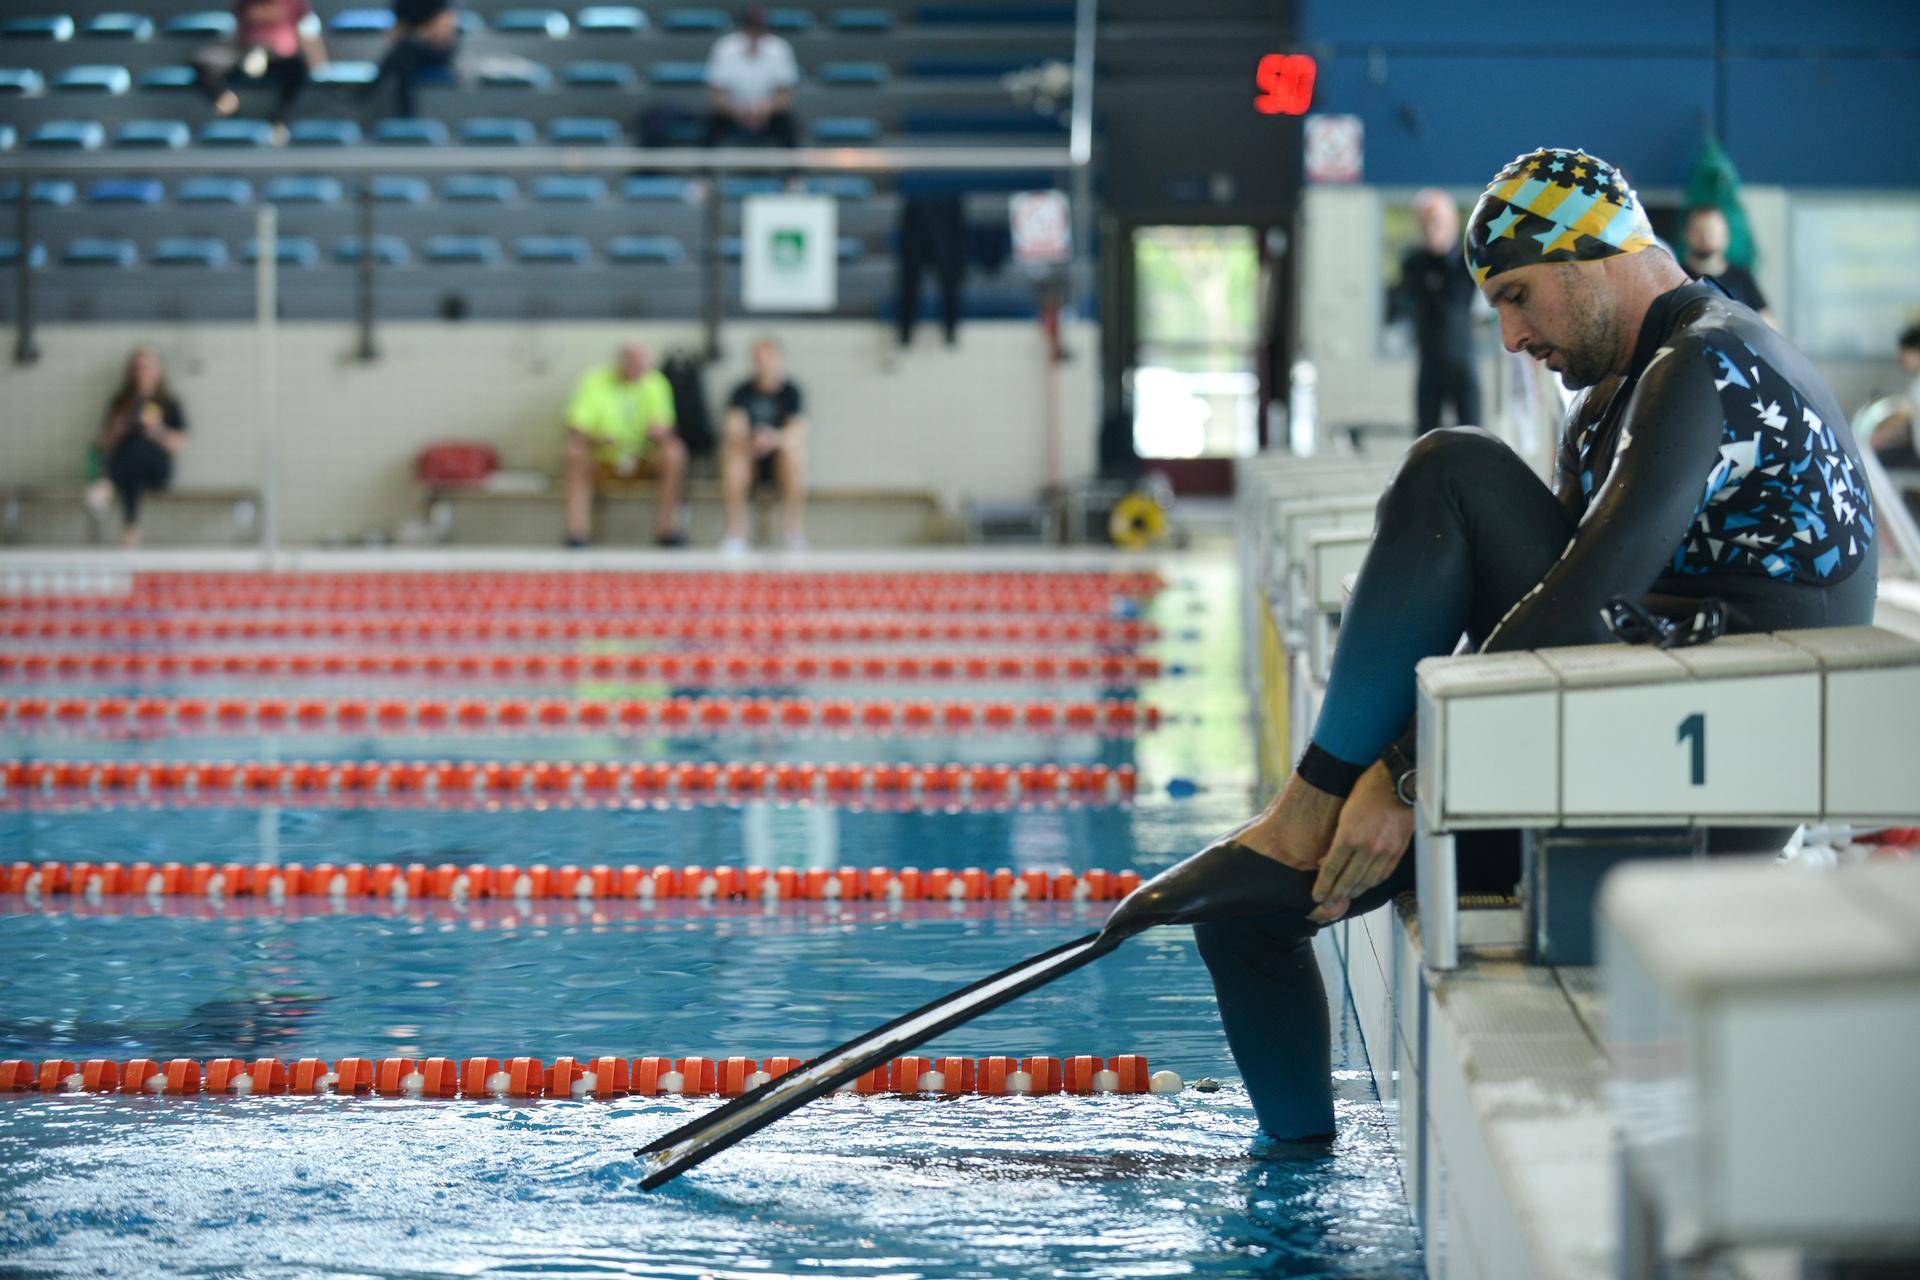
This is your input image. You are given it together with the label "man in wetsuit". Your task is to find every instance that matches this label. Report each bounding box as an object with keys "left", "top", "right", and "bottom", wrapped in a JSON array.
[{"left": 1167, "top": 147, "right": 1880, "bottom": 1142}]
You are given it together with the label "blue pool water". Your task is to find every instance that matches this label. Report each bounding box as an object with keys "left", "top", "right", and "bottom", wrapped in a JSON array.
[{"left": 0, "top": 561, "right": 1422, "bottom": 1278}]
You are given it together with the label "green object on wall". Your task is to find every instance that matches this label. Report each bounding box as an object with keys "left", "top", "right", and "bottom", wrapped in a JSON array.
[{"left": 1686, "top": 133, "right": 1755, "bottom": 270}]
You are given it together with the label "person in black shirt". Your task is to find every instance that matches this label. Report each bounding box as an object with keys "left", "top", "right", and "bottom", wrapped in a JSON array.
[
  {"left": 720, "top": 337, "right": 807, "bottom": 552},
  {"left": 1683, "top": 205, "right": 1773, "bottom": 326},
  {"left": 366, "top": 0, "right": 461, "bottom": 118},
  {"left": 1390, "top": 189, "right": 1482, "bottom": 435},
  {"left": 93, "top": 346, "right": 188, "bottom": 549}
]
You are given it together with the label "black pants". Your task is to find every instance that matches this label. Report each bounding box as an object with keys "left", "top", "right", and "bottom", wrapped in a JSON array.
[
  {"left": 107, "top": 438, "right": 173, "bottom": 526},
  {"left": 370, "top": 36, "right": 457, "bottom": 118},
  {"left": 703, "top": 109, "right": 798, "bottom": 148},
  {"left": 195, "top": 47, "right": 309, "bottom": 125},
  {"left": 1414, "top": 351, "right": 1481, "bottom": 435},
  {"left": 896, "top": 196, "right": 965, "bottom": 345}
]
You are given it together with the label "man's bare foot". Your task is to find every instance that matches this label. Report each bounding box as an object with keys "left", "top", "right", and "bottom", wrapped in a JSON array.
[
  {"left": 1233, "top": 773, "right": 1344, "bottom": 872},
  {"left": 214, "top": 90, "right": 240, "bottom": 117}
]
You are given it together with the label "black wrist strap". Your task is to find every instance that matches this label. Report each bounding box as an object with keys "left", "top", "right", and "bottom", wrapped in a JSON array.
[{"left": 1296, "top": 743, "right": 1365, "bottom": 798}]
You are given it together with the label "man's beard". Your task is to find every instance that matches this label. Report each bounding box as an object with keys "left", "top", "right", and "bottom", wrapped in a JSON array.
[{"left": 1551, "top": 275, "right": 1620, "bottom": 390}]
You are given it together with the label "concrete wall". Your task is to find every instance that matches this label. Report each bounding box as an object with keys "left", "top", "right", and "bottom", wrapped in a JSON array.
[{"left": 0, "top": 318, "right": 1095, "bottom": 544}]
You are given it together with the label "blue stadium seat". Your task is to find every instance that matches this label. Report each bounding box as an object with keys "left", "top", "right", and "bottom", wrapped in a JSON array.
[
  {"left": 63, "top": 237, "right": 139, "bottom": 267},
  {"left": 151, "top": 236, "right": 229, "bottom": 267},
  {"left": 424, "top": 234, "right": 503, "bottom": 265},
  {"left": 829, "top": 8, "right": 894, "bottom": 32},
  {"left": 0, "top": 125, "right": 12, "bottom": 150},
  {"left": 549, "top": 116, "right": 624, "bottom": 145},
  {"left": 719, "top": 175, "right": 782, "bottom": 198},
  {"left": 0, "top": 69, "right": 45, "bottom": 95},
  {"left": 460, "top": 117, "right": 538, "bottom": 146},
  {"left": 662, "top": 8, "right": 728, "bottom": 32},
  {"left": 175, "top": 176, "right": 253, "bottom": 204},
  {"left": 369, "top": 175, "right": 430, "bottom": 203},
  {"left": 116, "top": 118, "right": 190, "bottom": 148},
  {"left": 813, "top": 116, "right": 880, "bottom": 143},
  {"left": 918, "top": 2, "right": 1073, "bottom": 21},
  {"left": 494, "top": 9, "right": 570, "bottom": 36},
  {"left": 0, "top": 240, "right": 48, "bottom": 267},
  {"left": 334, "top": 235, "right": 411, "bottom": 266},
  {"left": 3, "top": 16, "right": 76, "bottom": 41},
  {"left": 289, "top": 118, "right": 361, "bottom": 147},
  {"left": 649, "top": 61, "right": 708, "bottom": 87},
  {"left": 373, "top": 118, "right": 450, "bottom": 146},
  {"left": 139, "top": 65, "right": 199, "bottom": 90},
  {"left": 717, "top": 235, "right": 742, "bottom": 260},
  {"left": 442, "top": 174, "right": 517, "bottom": 202},
  {"left": 516, "top": 234, "right": 592, "bottom": 264},
  {"left": 0, "top": 179, "right": 77, "bottom": 205},
  {"left": 836, "top": 235, "right": 864, "bottom": 262},
  {"left": 530, "top": 175, "right": 606, "bottom": 202},
  {"left": 85, "top": 177, "right": 163, "bottom": 204},
  {"left": 768, "top": 9, "right": 816, "bottom": 32},
  {"left": 607, "top": 234, "right": 686, "bottom": 264},
  {"left": 477, "top": 62, "right": 552, "bottom": 89},
  {"left": 903, "top": 109, "right": 1062, "bottom": 135},
  {"left": 243, "top": 236, "right": 321, "bottom": 267},
  {"left": 906, "top": 56, "right": 1032, "bottom": 77},
  {"left": 29, "top": 120, "right": 107, "bottom": 150},
  {"left": 575, "top": 6, "right": 647, "bottom": 33},
  {"left": 55, "top": 64, "right": 133, "bottom": 94},
  {"left": 312, "top": 61, "right": 378, "bottom": 86},
  {"left": 264, "top": 175, "right": 343, "bottom": 204},
  {"left": 201, "top": 118, "right": 275, "bottom": 147},
  {"left": 819, "top": 61, "right": 889, "bottom": 86},
  {"left": 563, "top": 61, "right": 638, "bottom": 89},
  {"left": 162, "top": 12, "right": 236, "bottom": 39},
  {"left": 620, "top": 176, "right": 690, "bottom": 201},
  {"left": 328, "top": 9, "right": 394, "bottom": 34},
  {"left": 805, "top": 174, "right": 875, "bottom": 200},
  {"left": 82, "top": 13, "right": 154, "bottom": 40}
]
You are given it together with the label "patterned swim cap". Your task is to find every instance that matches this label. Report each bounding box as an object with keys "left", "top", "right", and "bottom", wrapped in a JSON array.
[{"left": 1464, "top": 147, "right": 1657, "bottom": 287}]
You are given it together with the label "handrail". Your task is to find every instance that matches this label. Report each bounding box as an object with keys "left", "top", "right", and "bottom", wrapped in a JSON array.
[{"left": 1852, "top": 397, "right": 1920, "bottom": 577}]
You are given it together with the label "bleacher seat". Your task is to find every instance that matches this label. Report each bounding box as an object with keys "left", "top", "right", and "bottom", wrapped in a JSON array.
[
  {"left": 54, "top": 64, "right": 132, "bottom": 94},
  {"left": 719, "top": 175, "right": 782, "bottom": 198},
  {"left": 477, "top": 62, "right": 552, "bottom": 89},
  {"left": 442, "top": 174, "right": 517, "bottom": 202},
  {"left": 334, "top": 235, "right": 411, "bottom": 266},
  {"left": 28, "top": 120, "right": 106, "bottom": 150},
  {"left": 373, "top": 118, "right": 450, "bottom": 146},
  {"left": 806, "top": 174, "right": 875, "bottom": 200},
  {"left": 907, "top": 56, "right": 1035, "bottom": 77},
  {"left": 563, "top": 61, "right": 638, "bottom": 89},
  {"left": 263, "top": 175, "right": 343, "bottom": 205},
  {"left": 0, "top": 240, "right": 48, "bottom": 267},
  {"left": 138, "top": 65, "right": 199, "bottom": 90},
  {"left": 460, "top": 117, "right": 538, "bottom": 146},
  {"left": 85, "top": 177, "right": 163, "bottom": 204},
  {"left": 289, "top": 119, "right": 361, "bottom": 147},
  {"left": 576, "top": 6, "right": 648, "bottom": 33},
  {"left": 836, "top": 236, "right": 864, "bottom": 262},
  {"left": 607, "top": 234, "right": 686, "bottom": 264},
  {"left": 718, "top": 235, "right": 742, "bottom": 260},
  {"left": 515, "top": 234, "right": 592, "bottom": 264},
  {"left": 530, "top": 175, "right": 607, "bottom": 202},
  {"left": 549, "top": 116, "right": 624, "bottom": 145},
  {"left": 312, "top": 61, "right": 378, "bottom": 87},
  {"left": 63, "top": 237, "right": 139, "bottom": 267},
  {"left": 176, "top": 176, "right": 252, "bottom": 204},
  {"left": 819, "top": 61, "right": 890, "bottom": 86},
  {"left": 151, "top": 236, "right": 229, "bottom": 267},
  {"left": 162, "top": 12, "right": 236, "bottom": 39},
  {"left": 0, "top": 179, "right": 77, "bottom": 205},
  {"left": 424, "top": 234, "right": 503, "bottom": 265},
  {"left": 621, "top": 175, "right": 690, "bottom": 201},
  {"left": 0, "top": 125, "right": 11, "bottom": 150},
  {"left": 494, "top": 9, "right": 570, "bottom": 36},
  {"left": 829, "top": 9, "right": 896, "bottom": 32},
  {"left": 3, "top": 16, "right": 76, "bottom": 41},
  {"left": 0, "top": 69, "right": 46, "bottom": 95},
  {"left": 649, "top": 61, "right": 708, "bottom": 87},
  {"left": 81, "top": 13, "right": 155, "bottom": 40},
  {"left": 115, "top": 119, "right": 189, "bottom": 148},
  {"left": 329, "top": 9, "right": 394, "bottom": 34},
  {"left": 243, "top": 236, "right": 321, "bottom": 268},
  {"left": 813, "top": 116, "right": 880, "bottom": 143},
  {"left": 661, "top": 8, "right": 729, "bottom": 32},
  {"left": 369, "top": 175, "right": 430, "bottom": 203},
  {"left": 768, "top": 9, "right": 817, "bottom": 32},
  {"left": 201, "top": 119, "right": 275, "bottom": 147},
  {"left": 902, "top": 110, "right": 1063, "bottom": 134},
  {"left": 918, "top": 3, "right": 1074, "bottom": 21}
]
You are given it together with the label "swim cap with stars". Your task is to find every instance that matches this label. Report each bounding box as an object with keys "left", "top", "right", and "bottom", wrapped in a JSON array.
[{"left": 1464, "top": 147, "right": 1657, "bottom": 287}]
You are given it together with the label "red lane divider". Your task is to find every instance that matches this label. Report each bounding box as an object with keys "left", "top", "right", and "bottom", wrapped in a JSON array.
[
  {"left": 5, "top": 859, "right": 1144, "bottom": 903},
  {"left": 1, "top": 616, "right": 1157, "bottom": 646},
  {"left": 0, "top": 759, "right": 1138, "bottom": 803},
  {"left": 4, "top": 695, "right": 1158, "bottom": 735},
  {"left": 0, "top": 1052, "right": 1183, "bottom": 1098},
  {"left": 0, "top": 650, "right": 1164, "bottom": 684}
]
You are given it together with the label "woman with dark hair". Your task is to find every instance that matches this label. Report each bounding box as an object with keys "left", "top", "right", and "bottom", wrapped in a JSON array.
[{"left": 90, "top": 347, "right": 188, "bottom": 548}]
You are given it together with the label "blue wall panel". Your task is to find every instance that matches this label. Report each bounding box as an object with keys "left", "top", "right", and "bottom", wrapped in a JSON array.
[
  {"left": 1303, "top": 0, "right": 1715, "bottom": 52},
  {"left": 1724, "top": 0, "right": 1920, "bottom": 53},
  {"left": 1723, "top": 58, "right": 1920, "bottom": 186}
]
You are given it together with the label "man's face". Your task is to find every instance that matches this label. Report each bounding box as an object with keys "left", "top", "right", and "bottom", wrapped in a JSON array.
[
  {"left": 1416, "top": 199, "right": 1458, "bottom": 254},
  {"left": 1482, "top": 261, "right": 1622, "bottom": 391},
  {"left": 617, "top": 343, "right": 649, "bottom": 380},
  {"left": 1686, "top": 209, "right": 1728, "bottom": 260},
  {"left": 1900, "top": 346, "right": 1920, "bottom": 376},
  {"left": 753, "top": 342, "right": 782, "bottom": 383}
]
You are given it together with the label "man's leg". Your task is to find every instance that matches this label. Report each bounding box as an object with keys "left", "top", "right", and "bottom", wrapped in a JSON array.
[
  {"left": 776, "top": 422, "right": 807, "bottom": 543},
  {"left": 720, "top": 418, "right": 753, "bottom": 542},
  {"left": 896, "top": 205, "right": 926, "bottom": 346},
  {"left": 653, "top": 434, "right": 688, "bottom": 542},
  {"left": 563, "top": 433, "right": 595, "bottom": 545},
  {"left": 267, "top": 54, "right": 309, "bottom": 126},
  {"left": 766, "top": 110, "right": 799, "bottom": 148},
  {"left": 1414, "top": 353, "right": 1443, "bottom": 435}
]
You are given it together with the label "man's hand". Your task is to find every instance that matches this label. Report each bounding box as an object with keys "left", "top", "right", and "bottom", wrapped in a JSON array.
[
  {"left": 751, "top": 426, "right": 782, "bottom": 457},
  {"left": 1308, "top": 761, "right": 1414, "bottom": 923},
  {"left": 647, "top": 424, "right": 678, "bottom": 447}
]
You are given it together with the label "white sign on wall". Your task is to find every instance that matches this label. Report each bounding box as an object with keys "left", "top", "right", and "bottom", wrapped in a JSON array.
[
  {"left": 1304, "top": 114, "right": 1364, "bottom": 184},
  {"left": 1010, "top": 190, "right": 1072, "bottom": 267},
  {"left": 743, "top": 194, "right": 838, "bottom": 312}
]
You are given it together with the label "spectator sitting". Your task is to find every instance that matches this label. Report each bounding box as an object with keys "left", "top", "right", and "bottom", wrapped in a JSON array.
[
  {"left": 193, "top": 0, "right": 328, "bottom": 136},
  {"left": 563, "top": 342, "right": 688, "bottom": 548},
  {"left": 367, "top": 0, "right": 462, "bottom": 119},
  {"left": 1866, "top": 324, "right": 1920, "bottom": 472},
  {"left": 1684, "top": 205, "right": 1774, "bottom": 326},
  {"left": 83, "top": 346, "right": 188, "bottom": 549},
  {"left": 704, "top": 7, "right": 799, "bottom": 148},
  {"left": 721, "top": 337, "right": 808, "bottom": 553}
]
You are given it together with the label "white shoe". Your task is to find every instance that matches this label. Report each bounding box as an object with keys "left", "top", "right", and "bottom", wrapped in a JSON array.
[
  {"left": 719, "top": 535, "right": 749, "bottom": 556},
  {"left": 83, "top": 480, "right": 113, "bottom": 518}
]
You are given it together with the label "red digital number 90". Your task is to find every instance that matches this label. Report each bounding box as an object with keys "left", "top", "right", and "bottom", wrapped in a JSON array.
[{"left": 1254, "top": 54, "right": 1316, "bottom": 116}]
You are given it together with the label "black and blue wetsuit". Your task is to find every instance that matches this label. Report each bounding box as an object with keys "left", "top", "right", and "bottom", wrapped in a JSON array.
[{"left": 1205, "top": 282, "right": 1879, "bottom": 1140}]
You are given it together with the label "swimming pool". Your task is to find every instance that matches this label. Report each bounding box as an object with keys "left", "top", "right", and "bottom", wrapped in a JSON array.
[{"left": 0, "top": 559, "right": 1422, "bottom": 1278}]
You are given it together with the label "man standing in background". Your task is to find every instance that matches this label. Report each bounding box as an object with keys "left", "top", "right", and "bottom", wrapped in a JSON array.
[
  {"left": 1391, "top": 189, "right": 1482, "bottom": 435},
  {"left": 1683, "top": 206, "right": 1774, "bottom": 325},
  {"left": 562, "top": 342, "right": 687, "bottom": 548}
]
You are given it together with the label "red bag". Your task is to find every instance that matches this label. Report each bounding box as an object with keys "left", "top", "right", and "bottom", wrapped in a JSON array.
[{"left": 415, "top": 442, "right": 499, "bottom": 488}]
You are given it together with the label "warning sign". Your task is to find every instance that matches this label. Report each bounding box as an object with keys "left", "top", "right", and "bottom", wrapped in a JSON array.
[
  {"left": 1010, "top": 191, "right": 1072, "bottom": 267},
  {"left": 1304, "top": 114, "right": 1363, "bottom": 184}
]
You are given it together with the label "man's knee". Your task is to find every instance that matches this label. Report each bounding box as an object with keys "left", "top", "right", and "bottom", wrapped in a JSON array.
[
  {"left": 1389, "top": 424, "right": 1511, "bottom": 494},
  {"left": 657, "top": 435, "right": 688, "bottom": 470},
  {"left": 564, "top": 436, "right": 592, "bottom": 474}
]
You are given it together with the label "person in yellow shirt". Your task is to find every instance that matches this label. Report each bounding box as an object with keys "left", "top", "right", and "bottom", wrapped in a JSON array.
[{"left": 563, "top": 341, "right": 688, "bottom": 547}]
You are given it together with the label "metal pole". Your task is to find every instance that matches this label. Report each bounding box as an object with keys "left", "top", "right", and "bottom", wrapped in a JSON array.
[
  {"left": 13, "top": 179, "right": 37, "bottom": 365},
  {"left": 702, "top": 173, "right": 722, "bottom": 361},
  {"left": 1067, "top": 0, "right": 1097, "bottom": 341},
  {"left": 355, "top": 176, "right": 378, "bottom": 362},
  {"left": 255, "top": 203, "right": 279, "bottom": 556}
]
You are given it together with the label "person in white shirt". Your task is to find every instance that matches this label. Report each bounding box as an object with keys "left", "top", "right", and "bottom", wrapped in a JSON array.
[{"left": 704, "top": 7, "right": 799, "bottom": 147}]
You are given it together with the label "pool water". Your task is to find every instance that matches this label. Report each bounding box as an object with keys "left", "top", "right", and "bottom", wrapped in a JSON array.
[{"left": 0, "top": 559, "right": 1422, "bottom": 1279}]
